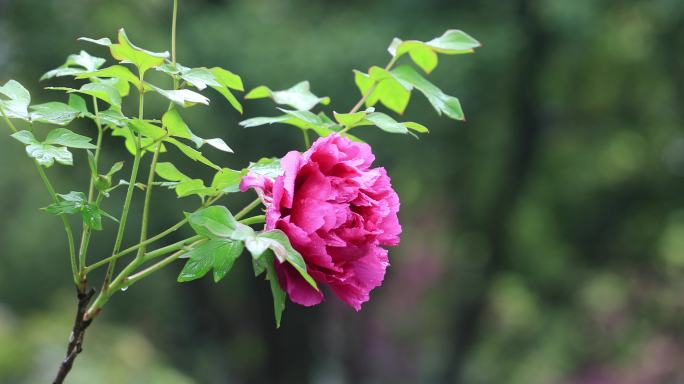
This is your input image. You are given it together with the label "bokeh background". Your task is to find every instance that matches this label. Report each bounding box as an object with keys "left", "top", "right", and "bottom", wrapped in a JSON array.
[{"left": 1, "top": 0, "right": 684, "bottom": 383}]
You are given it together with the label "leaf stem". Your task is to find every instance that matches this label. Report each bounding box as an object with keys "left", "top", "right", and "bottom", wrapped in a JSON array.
[{"left": 235, "top": 197, "right": 262, "bottom": 220}]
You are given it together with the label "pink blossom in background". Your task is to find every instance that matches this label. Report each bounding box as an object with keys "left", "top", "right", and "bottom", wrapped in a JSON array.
[{"left": 241, "top": 134, "right": 401, "bottom": 310}]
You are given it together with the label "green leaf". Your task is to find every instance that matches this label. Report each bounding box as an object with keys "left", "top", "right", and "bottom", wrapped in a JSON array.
[
  {"left": 156, "top": 162, "right": 191, "bottom": 182},
  {"left": 150, "top": 84, "right": 209, "bottom": 107},
  {"left": 210, "top": 67, "right": 244, "bottom": 91},
  {"left": 68, "top": 94, "right": 88, "bottom": 115},
  {"left": 334, "top": 111, "right": 368, "bottom": 127},
  {"left": 182, "top": 68, "right": 220, "bottom": 91},
  {"left": 388, "top": 30, "right": 480, "bottom": 73},
  {"left": 245, "top": 81, "right": 330, "bottom": 111},
  {"left": 26, "top": 145, "right": 73, "bottom": 167},
  {"left": 364, "top": 112, "right": 409, "bottom": 134},
  {"left": 41, "top": 51, "right": 106, "bottom": 80},
  {"left": 0, "top": 80, "right": 31, "bottom": 120},
  {"left": 176, "top": 179, "right": 212, "bottom": 198},
  {"left": 239, "top": 115, "right": 289, "bottom": 128},
  {"left": 247, "top": 157, "right": 283, "bottom": 178},
  {"left": 188, "top": 206, "right": 239, "bottom": 238},
  {"left": 78, "top": 37, "right": 112, "bottom": 46},
  {"left": 76, "top": 65, "right": 142, "bottom": 90},
  {"left": 211, "top": 85, "right": 243, "bottom": 113},
  {"left": 109, "top": 29, "right": 169, "bottom": 74},
  {"left": 44, "top": 128, "right": 96, "bottom": 149},
  {"left": 353, "top": 68, "right": 411, "bottom": 114},
  {"left": 177, "top": 241, "right": 217, "bottom": 282},
  {"left": 408, "top": 45, "right": 439, "bottom": 74},
  {"left": 212, "top": 240, "right": 244, "bottom": 282},
  {"left": 178, "top": 237, "right": 245, "bottom": 289},
  {"left": 263, "top": 252, "right": 286, "bottom": 328},
  {"left": 29, "top": 102, "right": 81, "bottom": 126},
  {"left": 257, "top": 230, "right": 318, "bottom": 291},
  {"left": 404, "top": 121, "right": 429, "bottom": 133},
  {"left": 211, "top": 168, "right": 243, "bottom": 193},
  {"left": 48, "top": 83, "right": 122, "bottom": 109},
  {"left": 201, "top": 138, "right": 233, "bottom": 153},
  {"left": 128, "top": 119, "right": 166, "bottom": 140},
  {"left": 42, "top": 191, "right": 115, "bottom": 230},
  {"left": 98, "top": 108, "right": 127, "bottom": 127},
  {"left": 391, "top": 65, "right": 464, "bottom": 120},
  {"left": 165, "top": 137, "right": 221, "bottom": 170},
  {"left": 10, "top": 130, "right": 38, "bottom": 145}
]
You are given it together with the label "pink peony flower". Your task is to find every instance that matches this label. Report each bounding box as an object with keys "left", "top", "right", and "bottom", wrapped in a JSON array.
[{"left": 240, "top": 134, "right": 401, "bottom": 310}]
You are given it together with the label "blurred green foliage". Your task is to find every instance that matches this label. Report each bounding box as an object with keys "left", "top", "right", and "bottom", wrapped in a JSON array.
[{"left": 1, "top": 0, "right": 684, "bottom": 383}]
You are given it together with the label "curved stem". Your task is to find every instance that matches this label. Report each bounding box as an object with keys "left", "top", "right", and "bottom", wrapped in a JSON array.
[
  {"left": 235, "top": 197, "right": 262, "bottom": 220},
  {"left": 303, "top": 129, "right": 311, "bottom": 148},
  {"left": 239, "top": 215, "right": 265, "bottom": 226}
]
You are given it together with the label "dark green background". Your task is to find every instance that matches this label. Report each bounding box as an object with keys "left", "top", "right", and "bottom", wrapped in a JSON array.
[{"left": 1, "top": 0, "right": 683, "bottom": 383}]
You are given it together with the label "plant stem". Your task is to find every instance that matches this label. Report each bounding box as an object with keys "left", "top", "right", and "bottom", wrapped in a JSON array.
[
  {"left": 303, "top": 129, "right": 311, "bottom": 148},
  {"left": 124, "top": 238, "right": 203, "bottom": 288},
  {"left": 103, "top": 72, "right": 146, "bottom": 287},
  {"left": 172, "top": 0, "right": 178, "bottom": 66},
  {"left": 52, "top": 288, "right": 95, "bottom": 384},
  {"left": 135, "top": 143, "right": 162, "bottom": 259},
  {"left": 239, "top": 215, "right": 266, "bottom": 226},
  {"left": 78, "top": 98, "right": 105, "bottom": 274},
  {"left": 1, "top": 107, "right": 80, "bottom": 285},
  {"left": 235, "top": 197, "right": 262, "bottom": 220}
]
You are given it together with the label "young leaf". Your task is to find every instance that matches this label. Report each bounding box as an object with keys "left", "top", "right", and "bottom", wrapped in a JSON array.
[
  {"left": 176, "top": 179, "right": 213, "bottom": 198},
  {"left": 388, "top": 30, "right": 480, "bottom": 73},
  {"left": 245, "top": 81, "right": 330, "bottom": 111},
  {"left": 391, "top": 65, "right": 464, "bottom": 120},
  {"left": 41, "top": 50, "right": 106, "bottom": 80},
  {"left": 150, "top": 85, "right": 209, "bottom": 107},
  {"left": 109, "top": 29, "right": 169, "bottom": 74},
  {"left": 0, "top": 80, "right": 31, "bottom": 120}
]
